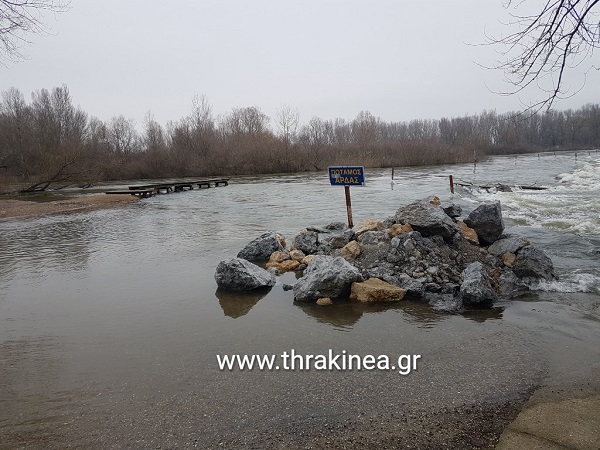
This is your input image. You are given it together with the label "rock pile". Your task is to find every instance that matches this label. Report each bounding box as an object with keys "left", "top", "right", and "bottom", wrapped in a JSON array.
[{"left": 215, "top": 198, "right": 556, "bottom": 313}]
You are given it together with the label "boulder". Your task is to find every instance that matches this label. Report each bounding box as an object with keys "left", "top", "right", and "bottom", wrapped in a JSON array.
[
  {"left": 464, "top": 201, "right": 504, "bottom": 245},
  {"left": 324, "top": 222, "right": 347, "bottom": 231},
  {"left": 215, "top": 258, "right": 276, "bottom": 291},
  {"left": 293, "top": 256, "right": 363, "bottom": 302},
  {"left": 441, "top": 203, "right": 462, "bottom": 219},
  {"left": 498, "top": 269, "right": 528, "bottom": 297},
  {"left": 292, "top": 230, "right": 319, "bottom": 255},
  {"left": 387, "top": 223, "right": 414, "bottom": 237},
  {"left": 395, "top": 200, "right": 458, "bottom": 239},
  {"left": 265, "top": 259, "right": 301, "bottom": 272},
  {"left": 353, "top": 219, "right": 384, "bottom": 236},
  {"left": 350, "top": 278, "right": 407, "bottom": 303},
  {"left": 512, "top": 246, "right": 556, "bottom": 281},
  {"left": 457, "top": 220, "right": 479, "bottom": 245},
  {"left": 322, "top": 231, "right": 352, "bottom": 249},
  {"left": 363, "top": 267, "right": 423, "bottom": 297},
  {"left": 237, "top": 231, "right": 285, "bottom": 261},
  {"left": 488, "top": 236, "right": 530, "bottom": 256},
  {"left": 288, "top": 249, "right": 305, "bottom": 262},
  {"left": 268, "top": 250, "right": 290, "bottom": 264},
  {"left": 340, "top": 240, "right": 361, "bottom": 261},
  {"left": 301, "top": 255, "right": 316, "bottom": 266},
  {"left": 460, "top": 262, "right": 497, "bottom": 305}
]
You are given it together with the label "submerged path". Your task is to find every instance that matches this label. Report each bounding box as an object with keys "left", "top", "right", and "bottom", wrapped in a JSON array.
[{"left": 105, "top": 178, "right": 229, "bottom": 197}]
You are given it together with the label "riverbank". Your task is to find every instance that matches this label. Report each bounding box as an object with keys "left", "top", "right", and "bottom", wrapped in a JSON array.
[{"left": 0, "top": 194, "right": 139, "bottom": 220}]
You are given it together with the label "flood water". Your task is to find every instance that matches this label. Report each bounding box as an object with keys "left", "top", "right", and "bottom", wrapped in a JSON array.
[{"left": 1, "top": 152, "right": 600, "bottom": 448}]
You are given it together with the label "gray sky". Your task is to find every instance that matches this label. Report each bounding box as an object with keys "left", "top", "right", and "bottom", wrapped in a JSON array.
[{"left": 3, "top": 0, "right": 599, "bottom": 128}]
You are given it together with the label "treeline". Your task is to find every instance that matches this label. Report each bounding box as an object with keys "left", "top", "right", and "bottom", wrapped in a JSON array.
[{"left": 0, "top": 85, "right": 599, "bottom": 191}]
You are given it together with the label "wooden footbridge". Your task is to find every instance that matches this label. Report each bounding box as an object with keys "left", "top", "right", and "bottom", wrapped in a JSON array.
[{"left": 105, "top": 178, "right": 229, "bottom": 198}]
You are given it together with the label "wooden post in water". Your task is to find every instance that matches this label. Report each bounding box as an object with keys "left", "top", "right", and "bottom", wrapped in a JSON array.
[
  {"left": 449, "top": 175, "right": 455, "bottom": 194},
  {"left": 391, "top": 167, "right": 395, "bottom": 180},
  {"left": 344, "top": 186, "right": 353, "bottom": 228}
]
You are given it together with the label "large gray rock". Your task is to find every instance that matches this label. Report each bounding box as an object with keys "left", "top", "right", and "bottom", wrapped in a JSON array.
[
  {"left": 488, "top": 236, "right": 529, "bottom": 256},
  {"left": 441, "top": 203, "right": 462, "bottom": 219},
  {"left": 215, "top": 258, "right": 276, "bottom": 291},
  {"left": 324, "top": 222, "right": 347, "bottom": 231},
  {"left": 321, "top": 229, "right": 353, "bottom": 250},
  {"left": 498, "top": 269, "right": 529, "bottom": 297},
  {"left": 460, "top": 262, "right": 497, "bottom": 305},
  {"left": 293, "top": 256, "right": 363, "bottom": 302},
  {"left": 512, "top": 246, "right": 556, "bottom": 281},
  {"left": 464, "top": 201, "right": 504, "bottom": 245},
  {"left": 395, "top": 200, "right": 458, "bottom": 239},
  {"left": 237, "top": 231, "right": 284, "bottom": 261},
  {"left": 292, "top": 230, "right": 319, "bottom": 255}
]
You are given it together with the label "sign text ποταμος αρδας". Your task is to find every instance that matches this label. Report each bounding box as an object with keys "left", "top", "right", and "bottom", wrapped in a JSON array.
[{"left": 328, "top": 166, "right": 365, "bottom": 186}]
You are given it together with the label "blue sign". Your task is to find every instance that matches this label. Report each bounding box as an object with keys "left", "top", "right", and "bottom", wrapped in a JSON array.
[{"left": 328, "top": 166, "right": 365, "bottom": 186}]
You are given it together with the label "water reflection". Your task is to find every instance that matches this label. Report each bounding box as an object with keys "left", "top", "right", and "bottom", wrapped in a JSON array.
[
  {"left": 399, "top": 301, "right": 451, "bottom": 327},
  {"left": 295, "top": 300, "right": 442, "bottom": 330},
  {"left": 216, "top": 288, "right": 271, "bottom": 318},
  {"left": 295, "top": 299, "right": 505, "bottom": 329},
  {"left": 295, "top": 300, "right": 364, "bottom": 329},
  {"left": 462, "top": 306, "right": 505, "bottom": 323}
]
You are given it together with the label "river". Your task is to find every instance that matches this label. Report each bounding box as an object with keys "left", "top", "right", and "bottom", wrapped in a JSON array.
[{"left": 1, "top": 152, "right": 599, "bottom": 448}]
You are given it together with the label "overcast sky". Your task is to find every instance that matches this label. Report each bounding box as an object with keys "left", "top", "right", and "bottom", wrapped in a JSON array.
[{"left": 2, "top": 0, "right": 599, "bottom": 129}]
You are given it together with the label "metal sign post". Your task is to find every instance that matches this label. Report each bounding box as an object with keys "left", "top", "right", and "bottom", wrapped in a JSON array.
[{"left": 328, "top": 166, "right": 365, "bottom": 228}]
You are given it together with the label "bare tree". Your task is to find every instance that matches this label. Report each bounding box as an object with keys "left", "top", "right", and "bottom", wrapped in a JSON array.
[
  {"left": 299, "top": 117, "right": 328, "bottom": 170},
  {"left": 0, "top": 0, "right": 69, "bottom": 63},
  {"left": 220, "top": 106, "right": 270, "bottom": 136},
  {"left": 491, "top": 0, "right": 600, "bottom": 111},
  {"left": 108, "top": 115, "right": 139, "bottom": 155},
  {"left": 190, "top": 94, "right": 213, "bottom": 132},
  {"left": 275, "top": 105, "right": 299, "bottom": 172},
  {"left": 351, "top": 110, "right": 379, "bottom": 145},
  {"left": 0, "top": 87, "right": 32, "bottom": 171}
]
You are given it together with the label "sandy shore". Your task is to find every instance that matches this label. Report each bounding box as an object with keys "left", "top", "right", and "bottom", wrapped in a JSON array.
[{"left": 0, "top": 194, "right": 140, "bottom": 220}]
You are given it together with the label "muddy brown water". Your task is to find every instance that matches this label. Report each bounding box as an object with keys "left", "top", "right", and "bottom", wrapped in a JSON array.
[{"left": 1, "top": 153, "right": 599, "bottom": 448}]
